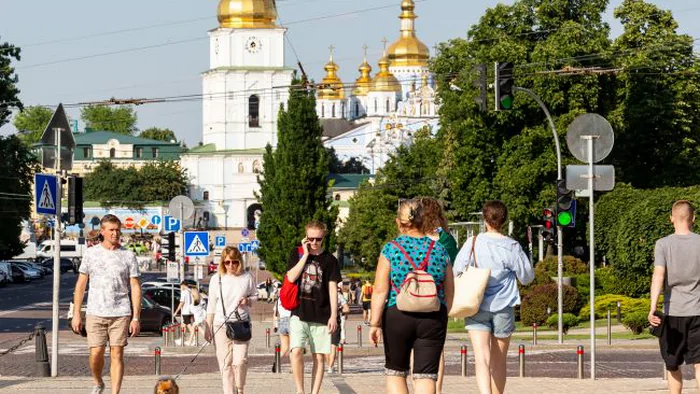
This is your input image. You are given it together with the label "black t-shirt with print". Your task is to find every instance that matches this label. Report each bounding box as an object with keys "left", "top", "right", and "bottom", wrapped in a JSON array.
[{"left": 287, "top": 248, "right": 342, "bottom": 325}]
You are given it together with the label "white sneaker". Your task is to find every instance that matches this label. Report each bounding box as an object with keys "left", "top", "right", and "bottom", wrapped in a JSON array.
[{"left": 90, "top": 383, "right": 104, "bottom": 394}]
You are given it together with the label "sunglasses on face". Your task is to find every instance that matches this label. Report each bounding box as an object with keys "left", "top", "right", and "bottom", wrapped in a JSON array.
[
  {"left": 307, "top": 237, "right": 323, "bottom": 242},
  {"left": 223, "top": 260, "right": 240, "bottom": 265}
]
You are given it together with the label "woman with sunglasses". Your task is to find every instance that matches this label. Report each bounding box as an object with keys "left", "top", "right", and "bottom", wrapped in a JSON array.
[
  {"left": 369, "top": 199, "right": 454, "bottom": 394},
  {"left": 205, "top": 246, "right": 257, "bottom": 394}
]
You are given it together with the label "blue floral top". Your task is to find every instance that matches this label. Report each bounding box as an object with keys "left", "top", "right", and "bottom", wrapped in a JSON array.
[{"left": 381, "top": 235, "right": 450, "bottom": 307}]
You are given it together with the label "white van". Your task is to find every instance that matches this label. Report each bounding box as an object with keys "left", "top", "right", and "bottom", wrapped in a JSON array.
[{"left": 37, "top": 240, "right": 85, "bottom": 262}]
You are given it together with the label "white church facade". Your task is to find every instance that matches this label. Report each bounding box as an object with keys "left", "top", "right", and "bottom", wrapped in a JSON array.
[{"left": 182, "top": 0, "right": 439, "bottom": 230}]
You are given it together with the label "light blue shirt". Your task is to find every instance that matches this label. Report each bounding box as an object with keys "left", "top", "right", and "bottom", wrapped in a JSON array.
[{"left": 453, "top": 233, "right": 534, "bottom": 312}]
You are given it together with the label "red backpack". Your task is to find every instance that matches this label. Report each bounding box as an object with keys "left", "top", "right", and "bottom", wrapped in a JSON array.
[{"left": 280, "top": 247, "right": 304, "bottom": 310}]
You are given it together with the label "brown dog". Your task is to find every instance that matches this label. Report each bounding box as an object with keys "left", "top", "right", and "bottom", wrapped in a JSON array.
[{"left": 154, "top": 377, "right": 179, "bottom": 394}]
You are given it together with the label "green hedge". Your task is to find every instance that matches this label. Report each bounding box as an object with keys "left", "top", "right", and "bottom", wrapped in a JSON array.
[
  {"left": 577, "top": 294, "right": 660, "bottom": 320},
  {"left": 546, "top": 313, "right": 579, "bottom": 334},
  {"left": 521, "top": 283, "right": 579, "bottom": 326},
  {"left": 595, "top": 185, "right": 700, "bottom": 297}
]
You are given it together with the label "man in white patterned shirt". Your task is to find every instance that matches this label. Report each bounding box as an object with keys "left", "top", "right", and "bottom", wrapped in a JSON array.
[{"left": 71, "top": 215, "right": 141, "bottom": 394}]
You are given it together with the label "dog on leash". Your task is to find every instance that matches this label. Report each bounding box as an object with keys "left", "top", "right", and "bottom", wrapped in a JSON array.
[{"left": 154, "top": 377, "right": 179, "bottom": 394}]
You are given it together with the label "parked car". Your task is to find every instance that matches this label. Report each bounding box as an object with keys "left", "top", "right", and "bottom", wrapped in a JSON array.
[
  {"left": 12, "top": 264, "right": 40, "bottom": 280},
  {"left": 0, "top": 262, "right": 12, "bottom": 284},
  {"left": 143, "top": 286, "right": 181, "bottom": 308},
  {"left": 37, "top": 240, "right": 85, "bottom": 264},
  {"left": 208, "top": 260, "right": 218, "bottom": 275},
  {"left": 11, "top": 265, "right": 28, "bottom": 283},
  {"left": 8, "top": 261, "right": 45, "bottom": 278},
  {"left": 36, "top": 257, "right": 76, "bottom": 274},
  {"left": 68, "top": 291, "right": 172, "bottom": 335}
]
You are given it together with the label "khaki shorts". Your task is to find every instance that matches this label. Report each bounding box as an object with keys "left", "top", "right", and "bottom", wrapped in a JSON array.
[
  {"left": 289, "top": 315, "right": 331, "bottom": 354},
  {"left": 86, "top": 315, "right": 130, "bottom": 348}
]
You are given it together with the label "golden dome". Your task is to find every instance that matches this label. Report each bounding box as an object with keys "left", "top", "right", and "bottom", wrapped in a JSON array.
[
  {"left": 318, "top": 49, "right": 345, "bottom": 100},
  {"left": 371, "top": 55, "right": 402, "bottom": 93},
  {"left": 352, "top": 47, "right": 373, "bottom": 96},
  {"left": 387, "top": 0, "right": 430, "bottom": 67},
  {"left": 217, "top": 0, "right": 277, "bottom": 29}
]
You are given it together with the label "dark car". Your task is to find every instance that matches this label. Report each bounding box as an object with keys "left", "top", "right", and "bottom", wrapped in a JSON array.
[
  {"left": 143, "top": 286, "right": 181, "bottom": 309},
  {"left": 37, "top": 257, "right": 76, "bottom": 274},
  {"left": 68, "top": 292, "right": 172, "bottom": 335},
  {"left": 11, "top": 265, "right": 28, "bottom": 283}
]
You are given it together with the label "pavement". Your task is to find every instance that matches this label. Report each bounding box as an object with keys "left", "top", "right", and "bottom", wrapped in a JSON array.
[{"left": 0, "top": 373, "right": 697, "bottom": 393}]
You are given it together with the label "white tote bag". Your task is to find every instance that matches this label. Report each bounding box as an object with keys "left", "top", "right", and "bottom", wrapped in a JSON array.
[{"left": 449, "top": 235, "right": 491, "bottom": 318}]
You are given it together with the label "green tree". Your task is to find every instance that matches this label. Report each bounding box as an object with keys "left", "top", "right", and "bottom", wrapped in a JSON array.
[
  {"left": 607, "top": 0, "right": 700, "bottom": 188},
  {"left": 0, "top": 136, "right": 39, "bottom": 259},
  {"left": 256, "top": 86, "right": 338, "bottom": 276},
  {"left": 327, "top": 147, "right": 370, "bottom": 174},
  {"left": 83, "top": 160, "right": 187, "bottom": 208},
  {"left": 139, "top": 127, "right": 177, "bottom": 142},
  {"left": 81, "top": 105, "right": 137, "bottom": 135},
  {"left": 339, "top": 128, "right": 441, "bottom": 269},
  {"left": 13, "top": 106, "right": 53, "bottom": 145},
  {"left": 0, "top": 38, "right": 22, "bottom": 127}
]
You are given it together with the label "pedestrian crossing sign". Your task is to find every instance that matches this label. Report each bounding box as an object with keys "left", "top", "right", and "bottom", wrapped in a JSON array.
[
  {"left": 184, "top": 231, "right": 210, "bottom": 257},
  {"left": 35, "top": 173, "right": 58, "bottom": 216}
]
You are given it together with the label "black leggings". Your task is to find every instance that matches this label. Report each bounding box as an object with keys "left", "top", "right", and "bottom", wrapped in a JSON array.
[{"left": 381, "top": 305, "right": 447, "bottom": 379}]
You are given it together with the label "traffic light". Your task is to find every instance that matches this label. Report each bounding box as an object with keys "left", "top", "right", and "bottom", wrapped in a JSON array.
[
  {"left": 67, "top": 176, "right": 84, "bottom": 225},
  {"left": 495, "top": 62, "right": 514, "bottom": 110},
  {"left": 542, "top": 207, "right": 556, "bottom": 243},
  {"left": 473, "top": 63, "right": 487, "bottom": 112},
  {"left": 556, "top": 179, "right": 576, "bottom": 227},
  {"left": 167, "top": 232, "right": 176, "bottom": 261}
]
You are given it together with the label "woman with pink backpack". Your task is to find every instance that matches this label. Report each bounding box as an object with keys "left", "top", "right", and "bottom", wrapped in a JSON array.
[{"left": 369, "top": 198, "right": 454, "bottom": 394}]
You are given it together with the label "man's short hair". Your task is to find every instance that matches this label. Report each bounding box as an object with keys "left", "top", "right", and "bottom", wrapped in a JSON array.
[
  {"left": 101, "top": 214, "right": 122, "bottom": 228},
  {"left": 482, "top": 200, "right": 508, "bottom": 231},
  {"left": 672, "top": 200, "right": 695, "bottom": 222},
  {"left": 305, "top": 220, "right": 327, "bottom": 233}
]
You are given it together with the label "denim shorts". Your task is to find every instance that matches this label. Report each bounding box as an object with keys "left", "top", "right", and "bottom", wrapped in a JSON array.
[
  {"left": 278, "top": 317, "right": 290, "bottom": 336},
  {"left": 464, "top": 306, "right": 516, "bottom": 338}
]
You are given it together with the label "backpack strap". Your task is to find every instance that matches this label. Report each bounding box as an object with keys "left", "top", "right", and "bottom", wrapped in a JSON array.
[
  {"left": 417, "top": 241, "right": 435, "bottom": 271},
  {"left": 390, "top": 240, "right": 419, "bottom": 270},
  {"left": 389, "top": 240, "right": 437, "bottom": 293}
]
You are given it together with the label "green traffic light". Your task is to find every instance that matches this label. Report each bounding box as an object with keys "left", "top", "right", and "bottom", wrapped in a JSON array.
[
  {"left": 557, "top": 211, "right": 573, "bottom": 226},
  {"left": 500, "top": 95, "right": 513, "bottom": 109}
]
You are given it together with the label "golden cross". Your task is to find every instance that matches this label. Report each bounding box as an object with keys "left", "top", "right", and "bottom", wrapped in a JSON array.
[
  {"left": 381, "top": 37, "right": 389, "bottom": 51},
  {"left": 362, "top": 44, "right": 368, "bottom": 59}
]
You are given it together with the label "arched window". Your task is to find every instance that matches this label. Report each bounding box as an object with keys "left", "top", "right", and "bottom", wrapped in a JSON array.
[
  {"left": 203, "top": 191, "right": 209, "bottom": 200},
  {"left": 354, "top": 102, "right": 359, "bottom": 117},
  {"left": 334, "top": 194, "right": 341, "bottom": 201},
  {"left": 321, "top": 104, "right": 325, "bottom": 118},
  {"left": 341, "top": 102, "right": 346, "bottom": 118},
  {"left": 109, "top": 148, "right": 115, "bottom": 158},
  {"left": 374, "top": 99, "right": 377, "bottom": 112},
  {"left": 249, "top": 95, "right": 260, "bottom": 127},
  {"left": 332, "top": 103, "right": 336, "bottom": 118},
  {"left": 238, "top": 163, "right": 245, "bottom": 173},
  {"left": 252, "top": 160, "right": 261, "bottom": 173},
  {"left": 386, "top": 99, "right": 390, "bottom": 113}
]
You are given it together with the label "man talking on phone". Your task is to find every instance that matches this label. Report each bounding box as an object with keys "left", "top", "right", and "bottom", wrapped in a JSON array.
[{"left": 286, "top": 220, "right": 341, "bottom": 394}]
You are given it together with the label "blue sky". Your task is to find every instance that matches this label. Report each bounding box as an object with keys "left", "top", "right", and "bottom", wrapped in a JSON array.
[{"left": 1, "top": 0, "right": 698, "bottom": 146}]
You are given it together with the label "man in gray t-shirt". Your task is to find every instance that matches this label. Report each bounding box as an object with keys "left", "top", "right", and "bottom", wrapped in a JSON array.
[
  {"left": 71, "top": 215, "right": 141, "bottom": 394},
  {"left": 649, "top": 200, "right": 700, "bottom": 393}
]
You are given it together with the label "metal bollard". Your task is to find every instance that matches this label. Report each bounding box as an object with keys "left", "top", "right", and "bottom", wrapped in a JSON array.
[
  {"left": 577, "top": 345, "right": 584, "bottom": 379},
  {"left": 34, "top": 324, "right": 50, "bottom": 377},
  {"left": 532, "top": 323, "right": 538, "bottom": 346},
  {"left": 194, "top": 326, "right": 199, "bottom": 347},
  {"left": 154, "top": 347, "right": 161, "bottom": 375},
  {"left": 274, "top": 343, "right": 281, "bottom": 374},
  {"left": 266, "top": 328, "right": 271, "bottom": 348},
  {"left": 460, "top": 345, "right": 467, "bottom": 377},
  {"left": 518, "top": 345, "right": 525, "bottom": 378},
  {"left": 606, "top": 310, "right": 612, "bottom": 345},
  {"left": 338, "top": 344, "right": 344, "bottom": 375},
  {"left": 357, "top": 325, "right": 362, "bottom": 348}
]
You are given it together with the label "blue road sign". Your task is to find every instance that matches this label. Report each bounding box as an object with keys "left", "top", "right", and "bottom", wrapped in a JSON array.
[
  {"left": 251, "top": 240, "right": 260, "bottom": 251},
  {"left": 241, "top": 228, "right": 250, "bottom": 237},
  {"left": 184, "top": 231, "right": 210, "bottom": 257},
  {"left": 215, "top": 236, "right": 226, "bottom": 248},
  {"left": 238, "top": 243, "right": 251, "bottom": 253},
  {"left": 35, "top": 173, "right": 58, "bottom": 216},
  {"left": 151, "top": 215, "right": 162, "bottom": 226},
  {"left": 164, "top": 216, "right": 180, "bottom": 232}
]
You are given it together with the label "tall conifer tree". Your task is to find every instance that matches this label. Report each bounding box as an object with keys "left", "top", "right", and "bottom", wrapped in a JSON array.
[{"left": 256, "top": 84, "right": 338, "bottom": 275}]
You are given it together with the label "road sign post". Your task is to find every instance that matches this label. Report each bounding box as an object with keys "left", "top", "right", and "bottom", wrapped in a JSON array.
[
  {"left": 168, "top": 196, "right": 194, "bottom": 282},
  {"left": 566, "top": 113, "right": 615, "bottom": 380}
]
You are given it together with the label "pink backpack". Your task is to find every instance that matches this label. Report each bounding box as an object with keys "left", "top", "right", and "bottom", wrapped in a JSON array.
[{"left": 391, "top": 240, "right": 440, "bottom": 313}]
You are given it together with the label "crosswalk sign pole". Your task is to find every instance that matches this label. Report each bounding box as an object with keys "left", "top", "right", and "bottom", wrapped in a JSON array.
[
  {"left": 51, "top": 127, "right": 62, "bottom": 377},
  {"left": 179, "top": 202, "right": 185, "bottom": 282}
]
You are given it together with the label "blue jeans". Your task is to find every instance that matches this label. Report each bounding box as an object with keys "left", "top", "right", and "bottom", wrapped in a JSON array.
[{"left": 464, "top": 306, "right": 516, "bottom": 338}]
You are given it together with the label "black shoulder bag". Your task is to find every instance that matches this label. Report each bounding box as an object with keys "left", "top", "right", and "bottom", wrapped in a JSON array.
[{"left": 219, "top": 275, "right": 252, "bottom": 341}]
